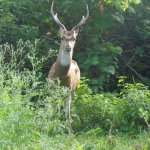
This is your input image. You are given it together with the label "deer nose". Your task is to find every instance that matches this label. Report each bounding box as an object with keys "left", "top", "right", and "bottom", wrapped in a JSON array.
[{"left": 65, "top": 45, "right": 71, "bottom": 52}]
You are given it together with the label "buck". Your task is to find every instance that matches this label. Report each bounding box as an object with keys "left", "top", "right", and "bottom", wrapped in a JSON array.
[{"left": 48, "top": 2, "right": 89, "bottom": 135}]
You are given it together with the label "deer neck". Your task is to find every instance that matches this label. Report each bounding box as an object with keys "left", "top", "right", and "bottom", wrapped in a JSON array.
[
  {"left": 59, "top": 49, "right": 72, "bottom": 66},
  {"left": 55, "top": 48, "right": 73, "bottom": 77}
]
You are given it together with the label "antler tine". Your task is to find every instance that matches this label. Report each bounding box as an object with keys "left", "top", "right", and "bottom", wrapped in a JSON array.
[
  {"left": 51, "top": 2, "right": 66, "bottom": 30},
  {"left": 72, "top": 4, "right": 89, "bottom": 30}
]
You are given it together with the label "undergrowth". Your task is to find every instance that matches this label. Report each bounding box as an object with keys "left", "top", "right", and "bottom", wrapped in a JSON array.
[{"left": 0, "top": 41, "right": 150, "bottom": 149}]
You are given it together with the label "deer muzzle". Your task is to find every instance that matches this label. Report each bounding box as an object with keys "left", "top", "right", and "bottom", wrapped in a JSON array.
[{"left": 65, "top": 45, "right": 72, "bottom": 52}]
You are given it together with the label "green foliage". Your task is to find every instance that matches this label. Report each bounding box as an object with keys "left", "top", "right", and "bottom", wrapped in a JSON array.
[
  {"left": 117, "top": 76, "right": 150, "bottom": 131},
  {"left": 113, "top": 0, "right": 150, "bottom": 88},
  {"left": 0, "top": 0, "right": 150, "bottom": 147},
  {"left": 75, "top": 42, "right": 122, "bottom": 92},
  {"left": 0, "top": 41, "right": 69, "bottom": 149},
  {"left": 1, "top": 0, "right": 139, "bottom": 93},
  {"left": 1, "top": 0, "right": 149, "bottom": 92},
  {"left": 0, "top": 0, "right": 38, "bottom": 43},
  {"left": 74, "top": 85, "right": 120, "bottom": 132},
  {"left": 0, "top": 40, "right": 150, "bottom": 149},
  {"left": 73, "top": 76, "right": 150, "bottom": 133}
]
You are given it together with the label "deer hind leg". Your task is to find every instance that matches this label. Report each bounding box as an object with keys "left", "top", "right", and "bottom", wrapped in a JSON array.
[{"left": 65, "top": 91, "right": 72, "bottom": 135}]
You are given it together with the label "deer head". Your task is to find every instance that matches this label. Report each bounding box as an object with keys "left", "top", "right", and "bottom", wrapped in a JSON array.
[{"left": 51, "top": 2, "right": 89, "bottom": 55}]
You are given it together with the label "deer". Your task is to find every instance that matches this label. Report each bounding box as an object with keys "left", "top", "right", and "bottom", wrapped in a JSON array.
[{"left": 48, "top": 2, "right": 89, "bottom": 135}]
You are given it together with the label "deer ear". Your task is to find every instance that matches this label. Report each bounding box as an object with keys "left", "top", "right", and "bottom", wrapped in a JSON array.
[
  {"left": 59, "top": 27, "right": 64, "bottom": 36},
  {"left": 73, "top": 27, "right": 79, "bottom": 34}
]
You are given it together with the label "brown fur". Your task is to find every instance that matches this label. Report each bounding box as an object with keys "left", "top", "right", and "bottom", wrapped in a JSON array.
[
  {"left": 48, "top": 28, "right": 80, "bottom": 90},
  {"left": 48, "top": 28, "right": 80, "bottom": 135}
]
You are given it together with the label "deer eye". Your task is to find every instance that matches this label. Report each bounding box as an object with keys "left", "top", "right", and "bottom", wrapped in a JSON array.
[
  {"left": 73, "top": 38, "right": 76, "bottom": 41},
  {"left": 61, "top": 37, "right": 64, "bottom": 40}
]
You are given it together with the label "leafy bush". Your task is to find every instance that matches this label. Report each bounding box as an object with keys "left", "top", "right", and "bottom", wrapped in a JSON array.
[
  {"left": 75, "top": 42, "right": 122, "bottom": 92},
  {"left": 117, "top": 76, "right": 150, "bottom": 131},
  {"left": 0, "top": 41, "right": 69, "bottom": 149},
  {"left": 73, "top": 76, "right": 150, "bottom": 133},
  {"left": 0, "top": 41, "right": 150, "bottom": 149},
  {"left": 1, "top": 0, "right": 149, "bottom": 92},
  {"left": 114, "top": 0, "right": 150, "bottom": 88},
  {"left": 74, "top": 81, "right": 120, "bottom": 132},
  {"left": 0, "top": 0, "right": 135, "bottom": 92}
]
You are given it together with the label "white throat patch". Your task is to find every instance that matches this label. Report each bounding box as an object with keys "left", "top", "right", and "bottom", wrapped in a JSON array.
[{"left": 60, "top": 50, "right": 72, "bottom": 66}]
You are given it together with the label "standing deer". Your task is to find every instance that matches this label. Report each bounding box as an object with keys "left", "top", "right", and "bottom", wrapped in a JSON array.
[{"left": 48, "top": 2, "right": 89, "bottom": 135}]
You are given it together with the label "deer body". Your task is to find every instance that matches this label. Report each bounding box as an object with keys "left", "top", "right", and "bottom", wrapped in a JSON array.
[
  {"left": 48, "top": 2, "right": 89, "bottom": 135},
  {"left": 49, "top": 61, "right": 80, "bottom": 89},
  {"left": 49, "top": 30, "right": 80, "bottom": 90}
]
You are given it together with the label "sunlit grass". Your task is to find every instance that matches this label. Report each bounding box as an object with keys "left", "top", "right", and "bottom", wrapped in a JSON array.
[{"left": 0, "top": 41, "right": 150, "bottom": 150}]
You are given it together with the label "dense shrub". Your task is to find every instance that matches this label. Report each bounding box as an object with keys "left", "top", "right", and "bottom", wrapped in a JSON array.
[
  {"left": 73, "top": 77, "right": 150, "bottom": 133},
  {"left": 1, "top": 0, "right": 149, "bottom": 92},
  {"left": 0, "top": 41, "right": 68, "bottom": 147},
  {"left": 0, "top": 41, "right": 150, "bottom": 150},
  {"left": 117, "top": 77, "right": 150, "bottom": 131}
]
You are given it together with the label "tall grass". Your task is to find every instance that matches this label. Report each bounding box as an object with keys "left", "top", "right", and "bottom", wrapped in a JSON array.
[
  {"left": 0, "top": 40, "right": 150, "bottom": 149},
  {"left": 0, "top": 40, "right": 68, "bottom": 149}
]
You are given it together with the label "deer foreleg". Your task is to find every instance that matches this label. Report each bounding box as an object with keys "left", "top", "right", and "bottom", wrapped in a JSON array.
[{"left": 65, "top": 91, "right": 72, "bottom": 135}]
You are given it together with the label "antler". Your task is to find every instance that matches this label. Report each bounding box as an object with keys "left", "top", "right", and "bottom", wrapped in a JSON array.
[
  {"left": 72, "top": 4, "right": 89, "bottom": 30},
  {"left": 51, "top": 2, "right": 66, "bottom": 30}
]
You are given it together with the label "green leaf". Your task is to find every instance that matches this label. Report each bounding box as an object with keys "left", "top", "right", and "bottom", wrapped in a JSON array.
[
  {"left": 92, "top": 56, "right": 99, "bottom": 61},
  {"left": 115, "top": 46, "right": 123, "bottom": 55},
  {"left": 105, "top": 42, "right": 116, "bottom": 52},
  {"left": 91, "top": 79, "right": 99, "bottom": 85},
  {"left": 83, "top": 58, "right": 91, "bottom": 65},
  {"left": 95, "top": 15, "right": 115, "bottom": 30},
  {"left": 92, "top": 37, "right": 98, "bottom": 43},
  {"left": 92, "top": 44, "right": 101, "bottom": 51},
  {"left": 112, "top": 12, "right": 124, "bottom": 24},
  {"left": 91, "top": 60, "right": 99, "bottom": 65},
  {"left": 101, "top": 66, "right": 115, "bottom": 74},
  {"left": 131, "top": 0, "right": 141, "bottom": 4},
  {"left": 99, "top": 56, "right": 111, "bottom": 63},
  {"left": 126, "top": 6, "right": 135, "bottom": 13},
  {"left": 91, "top": 56, "right": 99, "bottom": 65}
]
